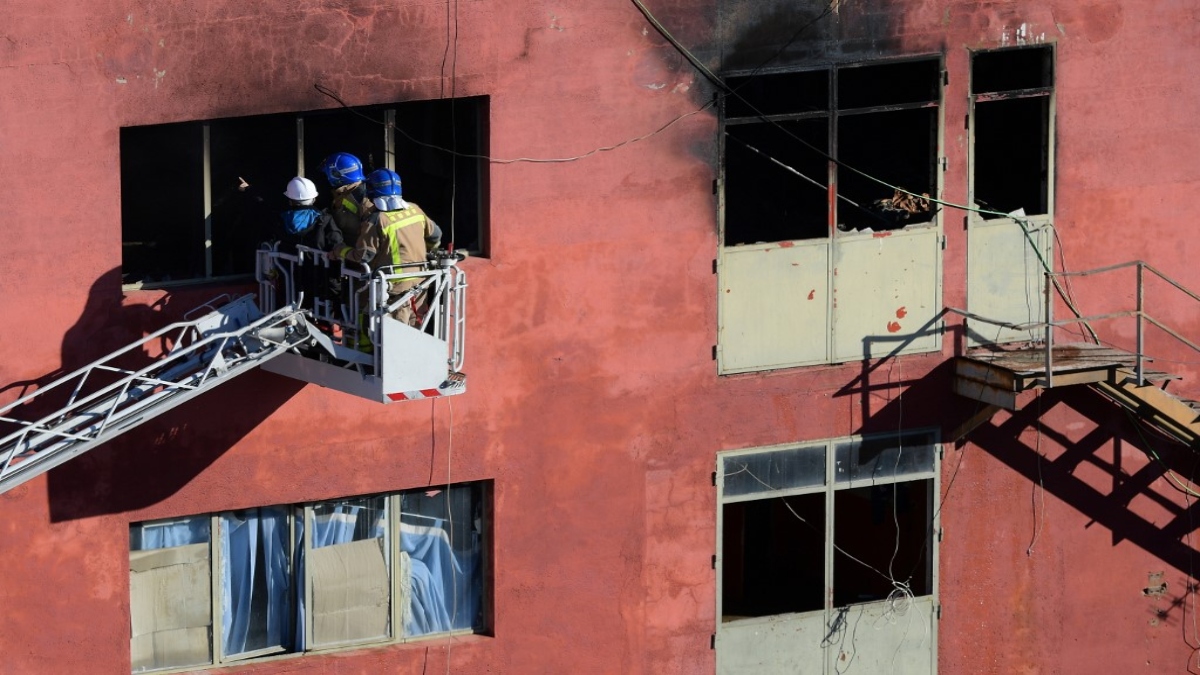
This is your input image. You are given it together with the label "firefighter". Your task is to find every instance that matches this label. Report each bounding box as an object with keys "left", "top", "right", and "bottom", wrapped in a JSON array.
[
  {"left": 318, "top": 152, "right": 370, "bottom": 242},
  {"left": 280, "top": 176, "right": 343, "bottom": 305},
  {"left": 331, "top": 169, "right": 441, "bottom": 327}
]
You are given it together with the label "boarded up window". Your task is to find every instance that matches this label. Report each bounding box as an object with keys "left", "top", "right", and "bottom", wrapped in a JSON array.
[{"left": 129, "top": 519, "right": 212, "bottom": 672}]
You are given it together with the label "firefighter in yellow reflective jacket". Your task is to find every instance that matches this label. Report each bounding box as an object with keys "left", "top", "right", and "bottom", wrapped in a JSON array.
[
  {"left": 318, "top": 152, "right": 371, "bottom": 242},
  {"left": 331, "top": 168, "right": 442, "bottom": 327}
]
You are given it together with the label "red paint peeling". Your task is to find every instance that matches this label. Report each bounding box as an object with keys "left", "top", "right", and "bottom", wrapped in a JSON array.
[
  {"left": 873, "top": 231, "right": 892, "bottom": 238},
  {"left": 807, "top": 290, "right": 815, "bottom": 300},
  {"left": 896, "top": 306, "right": 907, "bottom": 318},
  {"left": 778, "top": 241, "right": 795, "bottom": 248},
  {"left": 886, "top": 321, "right": 902, "bottom": 333}
]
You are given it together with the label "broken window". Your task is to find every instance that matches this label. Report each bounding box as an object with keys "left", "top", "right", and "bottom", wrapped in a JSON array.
[
  {"left": 722, "top": 57, "right": 940, "bottom": 245},
  {"left": 718, "top": 430, "right": 937, "bottom": 623},
  {"left": 971, "top": 45, "right": 1054, "bottom": 217},
  {"left": 129, "top": 482, "right": 489, "bottom": 672},
  {"left": 119, "top": 97, "right": 489, "bottom": 287}
]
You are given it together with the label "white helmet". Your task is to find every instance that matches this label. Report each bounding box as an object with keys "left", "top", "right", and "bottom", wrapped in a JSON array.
[{"left": 283, "top": 176, "right": 318, "bottom": 204}]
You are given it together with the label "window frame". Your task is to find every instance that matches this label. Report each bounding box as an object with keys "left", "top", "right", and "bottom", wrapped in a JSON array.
[
  {"left": 715, "top": 429, "right": 941, "bottom": 624},
  {"left": 128, "top": 482, "right": 491, "bottom": 673},
  {"left": 716, "top": 55, "right": 946, "bottom": 373},
  {"left": 119, "top": 97, "right": 489, "bottom": 291}
]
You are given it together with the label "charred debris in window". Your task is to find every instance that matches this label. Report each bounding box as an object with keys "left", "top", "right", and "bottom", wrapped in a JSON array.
[{"left": 723, "top": 57, "right": 940, "bottom": 247}]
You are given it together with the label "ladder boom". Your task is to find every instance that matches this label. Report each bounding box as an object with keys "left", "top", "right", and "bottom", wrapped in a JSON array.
[{"left": 0, "top": 295, "right": 312, "bottom": 494}]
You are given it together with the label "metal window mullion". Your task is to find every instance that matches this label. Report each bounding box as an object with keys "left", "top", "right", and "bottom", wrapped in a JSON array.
[
  {"left": 384, "top": 109, "right": 396, "bottom": 171},
  {"left": 209, "top": 513, "right": 222, "bottom": 665},
  {"left": 296, "top": 117, "right": 305, "bottom": 177},
  {"left": 303, "top": 504, "right": 314, "bottom": 652},
  {"left": 389, "top": 492, "right": 401, "bottom": 641},
  {"left": 826, "top": 68, "right": 838, "bottom": 364},
  {"left": 823, "top": 439, "right": 836, "bottom": 646},
  {"left": 720, "top": 483, "right": 828, "bottom": 505},
  {"left": 203, "top": 124, "right": 213, "bottom": 280}
]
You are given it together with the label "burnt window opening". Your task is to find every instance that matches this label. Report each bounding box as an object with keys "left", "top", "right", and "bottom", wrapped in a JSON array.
[
  {"left": 722, "top": 57, "right": 940, "bottom": 246},
  {"left": 971, "top": 46, "right": 1054, "bottom": 219},
  {"left": 718, "top": 431, "right": 937, "bottom": 623},
  {"left": 722, "top": 494, "right": 825, "bottom": 619},
  {"left": 119, "top": 97, "right": 489, "bottom": 287}
]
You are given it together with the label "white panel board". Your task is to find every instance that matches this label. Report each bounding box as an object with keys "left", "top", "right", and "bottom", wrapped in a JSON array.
[
  {"left": 824, "top": 598, "right": 937, "bottom": 674},
  {"left": 716, "top": 612, "right": 825, "bottom": 675},
  {"left": 832, "top": 228, "right": 941, "bottom": 362},
  {"left": 719, "top": 242, "right": 829, "bottom": 373},
  {"left": 967, "top": 216, "right": 1052, "bottom": 346}
]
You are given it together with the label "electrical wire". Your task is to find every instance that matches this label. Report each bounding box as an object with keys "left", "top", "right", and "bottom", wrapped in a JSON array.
[{"left": 1025, "top": 390, "right": 1047, "bottom": 556}]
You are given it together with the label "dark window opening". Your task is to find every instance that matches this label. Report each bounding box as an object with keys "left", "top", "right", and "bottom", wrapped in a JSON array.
[
  {"left": 725, "top": 119, "right": 829, "bottom": 245},
  {"left": 837, "top": 59, "right": 941, "bottom": 110},
  {"left": 832, "top": 479, "right": 932, "bottom": 607},
  {"left": 120, "top": 97, "right": 489, "bottom": 287},
  {"left": 972, "top": 45, "right": 1053, "bottom": 94},
  {"left": 210, "top": 115, "right": 296, "bottom": 279},
  {"left": 725, "top": 70, "right": 829, "bottom": 119},
  {"left": 837, "top": 107, "right": 937, "bottom": 232},
  {"left": 120, "top": 123, "right": 205, "bottom": 285},
  {"left": 971, "top": 46, "right": 1053, "bottom": 219},
  {"left": 722, "top": 494, "right": 825, "bottom": 620},
  {"left": 722, "top": 57, "right": 940, "bottom": 246}
]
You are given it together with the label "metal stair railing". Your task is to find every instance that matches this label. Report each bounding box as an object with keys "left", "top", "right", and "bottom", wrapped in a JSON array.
[
  {"left": 0, "top": 295, "right": 312, "bottom": 494},
  {"left": 948, "top": 260, "right": 1200, "bottom": 389}
]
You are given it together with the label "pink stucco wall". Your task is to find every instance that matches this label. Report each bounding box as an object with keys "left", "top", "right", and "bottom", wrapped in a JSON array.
[{"left": 2, "top": 1, "right": 1200, "bottom": 673}]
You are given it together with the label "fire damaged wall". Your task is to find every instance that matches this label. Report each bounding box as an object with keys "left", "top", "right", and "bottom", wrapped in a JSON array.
[{"left": 2, "top": 1, "right": 1200, "bottom": 674}]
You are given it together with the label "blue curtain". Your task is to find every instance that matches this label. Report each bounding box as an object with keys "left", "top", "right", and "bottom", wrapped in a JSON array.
[
  {"left": 401, "top": 516, "right": 480, "bottom": 637},
  {"left": 131, "top": 517, "right": 209, "bottom": 550},
  {"left": 220, "top": 507, "right": 290, "bottom": 657}
]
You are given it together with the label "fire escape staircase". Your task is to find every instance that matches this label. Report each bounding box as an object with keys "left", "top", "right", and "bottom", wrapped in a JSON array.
[{"left": 949, "top": 261, "right": 1200, "bottom": 449}]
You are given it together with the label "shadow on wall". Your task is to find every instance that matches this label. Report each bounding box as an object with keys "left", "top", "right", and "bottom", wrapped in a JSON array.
[
  {"left": 0, "top": 266, "right": 304, "bottom": 521},
  {"left": 965, "top": 386, "right": 1200, "bottom": 579},
  {"left": 838, "top": 318, "right": 1200, "bottom": 585}
]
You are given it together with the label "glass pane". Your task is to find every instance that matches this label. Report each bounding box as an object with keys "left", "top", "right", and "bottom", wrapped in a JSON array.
[
  {"left": 120, "top": 123, "right": 205, "bottom": 285},
  {"left": 834, "top": 431, "right": 936, "bottom": 484},
  {"left": 833, "top": 479, "right": 933, "bottom": 607},
  {"left": 129, "top": 517, "right": 212, "bottom": 672},
  {"left": 220, "top": 507, "right": 293, "bottom": 659},
  {"left": 722, "top": 493, "right": 824, "bottom": 619},
  {"left": 725, "top": 118, "right": 830, "bottom": 245},
  {"left": 722, "top": 445, "right": 825, "bottom": 497},
  {"left": 308, "top": 496, "right": 390, "bottom": 647},
  {"left": 399, "top": 483, "right": 485, "bottom": 636}
]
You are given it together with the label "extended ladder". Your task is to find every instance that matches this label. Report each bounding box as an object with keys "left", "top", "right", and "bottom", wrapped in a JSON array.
[{"left": 0, "top": 295, "right": 314, "bottom": 494}]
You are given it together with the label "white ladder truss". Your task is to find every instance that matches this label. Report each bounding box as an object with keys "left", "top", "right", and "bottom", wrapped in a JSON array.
[{"left": 0, "top": 294, "right": 313, "bottom": 495}]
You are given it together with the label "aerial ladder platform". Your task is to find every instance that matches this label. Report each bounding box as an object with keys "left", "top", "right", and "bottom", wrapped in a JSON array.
[{"left": 0, "top": 247, "right": 468, "bottom": 495}]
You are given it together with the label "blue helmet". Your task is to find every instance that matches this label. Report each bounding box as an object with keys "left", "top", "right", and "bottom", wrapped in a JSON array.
[
  {"left": 319, "top": 152, "right": 365, "bottom": 187},
  {"left": 365, "top": 169, "right": 402, "bottom": 199}
]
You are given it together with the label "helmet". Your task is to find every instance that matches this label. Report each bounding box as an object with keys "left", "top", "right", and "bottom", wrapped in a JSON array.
[
  {"left": 365, "top": 168, "right": 402, "bottom": 199},
  {"left": 320, "top": 152, "right": 365, "bottom": 187},
  {"left": 283, "top": 176, "right": 318, "bottom": 204}
]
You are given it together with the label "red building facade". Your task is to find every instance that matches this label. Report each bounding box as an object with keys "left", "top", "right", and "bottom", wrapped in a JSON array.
[{"left": 3, "top": 1, "right": 1200, "bottom": 673}]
